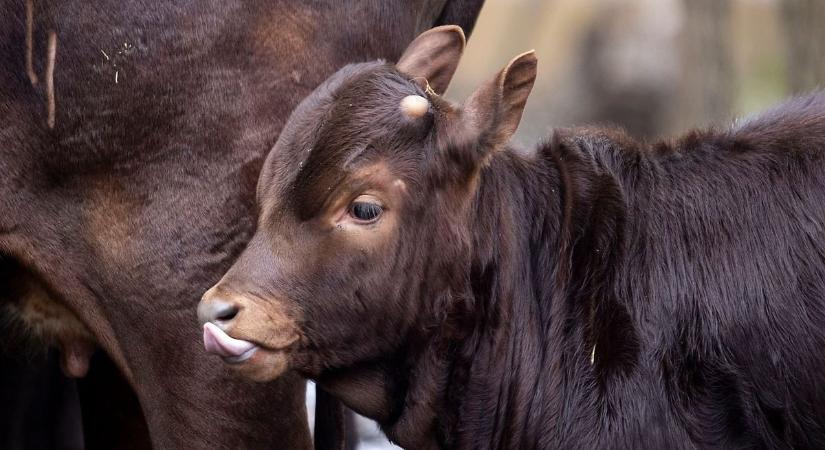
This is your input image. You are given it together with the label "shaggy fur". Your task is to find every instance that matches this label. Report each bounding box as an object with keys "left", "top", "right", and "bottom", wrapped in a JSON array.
[{"left": 209, "top": 45, "right": 825, "bottom": 449}]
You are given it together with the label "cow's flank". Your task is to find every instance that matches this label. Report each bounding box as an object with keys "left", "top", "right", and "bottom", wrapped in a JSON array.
[{"left": 200, "top": 25, "right": 825, "bottom": 449}]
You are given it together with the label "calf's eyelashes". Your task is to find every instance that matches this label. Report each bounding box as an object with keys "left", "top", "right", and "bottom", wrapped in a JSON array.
[{"left": 348, "top": 196, "right": 384, "bottom": 223}]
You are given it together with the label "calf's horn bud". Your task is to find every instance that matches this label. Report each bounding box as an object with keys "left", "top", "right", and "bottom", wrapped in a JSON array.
[{"left": 400, "top": 95, "right": 429, "bottom": 119}]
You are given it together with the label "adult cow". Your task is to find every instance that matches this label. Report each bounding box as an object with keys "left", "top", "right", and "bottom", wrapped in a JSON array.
[
  {"left": 199, "top": 26, "right": 825, "bottom": 449},
  {"left": 0, "top": 2, "right": 484, "bottom": 448}
]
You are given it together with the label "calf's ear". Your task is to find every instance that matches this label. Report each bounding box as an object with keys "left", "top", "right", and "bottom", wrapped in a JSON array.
[
  {"left": 396, "top": 25, "right": 466, "bottom": 95},
  {"left": 461, "top": 50, "right": 537, "bottom": 152}
]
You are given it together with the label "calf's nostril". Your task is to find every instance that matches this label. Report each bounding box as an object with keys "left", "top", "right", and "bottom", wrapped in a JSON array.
[
  {"left": 213, "top": 302, "right": 239, "bottom": 322},
  {"left": 215, "top": 303, "right": 238, "bottom": 321},
  {"left": 197, "top": 298, "right": 240, "bottom": 325}
]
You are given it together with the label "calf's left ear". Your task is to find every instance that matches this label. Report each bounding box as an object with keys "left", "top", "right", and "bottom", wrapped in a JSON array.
[
  {"left": 461, "top": 50, "right": 537, "bottom": 153},
  {"left": 396, "top": 25, "right": 466, "bottom": 95}
]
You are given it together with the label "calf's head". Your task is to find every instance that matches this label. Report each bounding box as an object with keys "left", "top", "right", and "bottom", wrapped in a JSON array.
[{"left": 198, "top": 26, "right": 537, "bottom": 382}]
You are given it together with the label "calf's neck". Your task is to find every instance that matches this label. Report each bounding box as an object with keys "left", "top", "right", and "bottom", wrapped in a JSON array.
[{"left": 199, "top": 26, "right": 825, "bottom": 449}]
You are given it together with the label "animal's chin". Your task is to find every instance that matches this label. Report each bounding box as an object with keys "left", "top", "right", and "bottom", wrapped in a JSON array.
[{"left": 224, "top": 346, "right": 292, "bottom": 382}]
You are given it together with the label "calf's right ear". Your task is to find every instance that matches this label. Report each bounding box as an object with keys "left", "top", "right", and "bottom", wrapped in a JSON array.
[
  {"left": 461, "top": 50, "right": 538, "bottom": 153},
  {"left": 396, "top": 25, "right": 466, "bottom": 95}
]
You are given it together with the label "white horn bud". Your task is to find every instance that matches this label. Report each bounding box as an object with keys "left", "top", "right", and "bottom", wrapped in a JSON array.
[{"left": 400, "top": 95, "right": 429, "bottom": 119}]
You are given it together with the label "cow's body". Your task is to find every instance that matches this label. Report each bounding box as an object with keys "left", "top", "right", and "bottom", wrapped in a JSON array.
[
  {"left": 0, "top": 2, "right": 484, "bottom": 447},
  {"left": 197, "top": 26, "right": 825, "bottom": 449}
]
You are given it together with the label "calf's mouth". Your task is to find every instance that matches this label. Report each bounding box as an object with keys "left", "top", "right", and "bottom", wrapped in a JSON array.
[
  {"left": 198, "top": 288, "right": 301, "bottom": 382},
  {"left": 202, "top": 322, "right": 259, "bottom": 363}
]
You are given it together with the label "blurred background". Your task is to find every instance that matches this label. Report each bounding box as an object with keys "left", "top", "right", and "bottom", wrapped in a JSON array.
[
  {"left": 449, "top": 0, "right": 824, "bottom": 145},
  {"left": 352, "top": 0, "right": 824, "bottom": 447}
]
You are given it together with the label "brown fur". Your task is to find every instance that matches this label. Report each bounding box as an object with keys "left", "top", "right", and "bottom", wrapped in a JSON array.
[
  {"left": 202, "top": 26, "right": 825, "bottom": 449},
  {"left": 8, "top": 263, "right": 91, "bottom": 347},
  {"left": 1, "top": 2, "right": 486, "bottom": 448}
]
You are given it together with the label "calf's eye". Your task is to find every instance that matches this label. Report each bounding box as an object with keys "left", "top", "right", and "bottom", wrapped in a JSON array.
[{"left": 349, "top": 199, "right": 383, "bottom": 223}]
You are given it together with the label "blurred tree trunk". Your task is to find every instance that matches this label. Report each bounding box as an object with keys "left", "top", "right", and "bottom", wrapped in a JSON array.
[
  {"left": 781, "top": 0, "right": 825, "bottom": 93},
  {"left": 680, "top": 0, "right": 734, "bottom": 127},
  {"left": 561, "top": 1, "right": 682, "bottom": 140}
]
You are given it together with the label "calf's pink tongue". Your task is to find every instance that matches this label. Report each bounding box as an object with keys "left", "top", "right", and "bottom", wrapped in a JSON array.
[{"left": 203, "top": 322, "right": 256, "bottom": 357}]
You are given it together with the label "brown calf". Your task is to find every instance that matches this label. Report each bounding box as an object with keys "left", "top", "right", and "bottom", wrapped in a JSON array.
[{"left": 200, "top": 26, "right": 825, "bottom": 449}]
